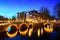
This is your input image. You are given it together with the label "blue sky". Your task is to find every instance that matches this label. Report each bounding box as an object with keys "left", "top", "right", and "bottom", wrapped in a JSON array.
[{"left": 0, "top": 0, "right": 60, "bottom": 18}]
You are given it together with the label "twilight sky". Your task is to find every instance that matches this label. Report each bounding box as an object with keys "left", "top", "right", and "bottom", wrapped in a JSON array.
[{"left": 0, "top": 0, "right": 60, "bottom": 18}]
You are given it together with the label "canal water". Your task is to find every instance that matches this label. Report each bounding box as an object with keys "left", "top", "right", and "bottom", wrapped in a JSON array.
[
  {"left": 0, "top": 24, "right": 60, "bottom": 40},
  {"left": 0, "top": 28, "right": 60, "bottom": 40}
]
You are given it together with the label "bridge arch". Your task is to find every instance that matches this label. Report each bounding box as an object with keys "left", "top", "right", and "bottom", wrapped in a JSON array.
[
  {"left": 6, "top": 24, "right": 18, "bottom": 38},
  {"left": 44, "top": 22, "right": 53, "bottom": 33},
  {"left": 19, "top": 23, "right": 29, "bottom": 36}
]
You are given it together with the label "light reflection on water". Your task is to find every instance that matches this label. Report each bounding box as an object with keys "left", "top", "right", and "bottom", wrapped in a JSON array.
[{"left": 2, "top": 30, "right": 59, "bottom": 40}]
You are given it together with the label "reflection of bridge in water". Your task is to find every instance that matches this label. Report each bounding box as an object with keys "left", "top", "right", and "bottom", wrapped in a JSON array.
[{"left": 0, "top": 20, "right": 60, "bottom": 38}]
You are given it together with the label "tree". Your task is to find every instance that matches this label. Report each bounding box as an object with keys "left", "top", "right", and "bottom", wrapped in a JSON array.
[
  {"left": 54, "top": 2, "right": 60, "bottom": 19},
  {"left": 12, "top": 16, "right": 16, "bottom": 20},
  {"left": 4, "top": 17, "right": 8, "bottom": 20},
  {"left": 40, "top": 7, "right": 51, "bottom": 20},
  {"left": 0, "top": 15, "right": 4, "bottom": 20},
  {"left": 20, "top": 11, "right": 26, "bottom": 20}
]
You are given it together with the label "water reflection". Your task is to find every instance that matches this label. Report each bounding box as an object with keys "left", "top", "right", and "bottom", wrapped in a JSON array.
[
  {"left": 3, "top": 35, "right": 29, "bottom": 40},
  {"left": 0, "top": 25, "right": 60, "bottom": 40},
  {"left": 49, "top": 31, "right": 58, "bottom": 40},
  {"left": 2, "top": 30, "right": 59, "bottom": 40}
]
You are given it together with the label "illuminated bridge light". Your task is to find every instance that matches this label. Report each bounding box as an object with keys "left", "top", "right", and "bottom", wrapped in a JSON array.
[
  {"left": 6, "top": 24, "right": 18, "bottom": 38},
  {"left": 19, "top": 23, "right": 28, "bottom": 36},
  {"left": 53, "top": 19, "right": 56, "bottom": 22}
]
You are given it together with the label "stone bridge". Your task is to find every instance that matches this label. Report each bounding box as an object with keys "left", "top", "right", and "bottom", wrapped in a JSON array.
[{"left": 0, "top": 21, "right": 60, "bottom": 38}]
